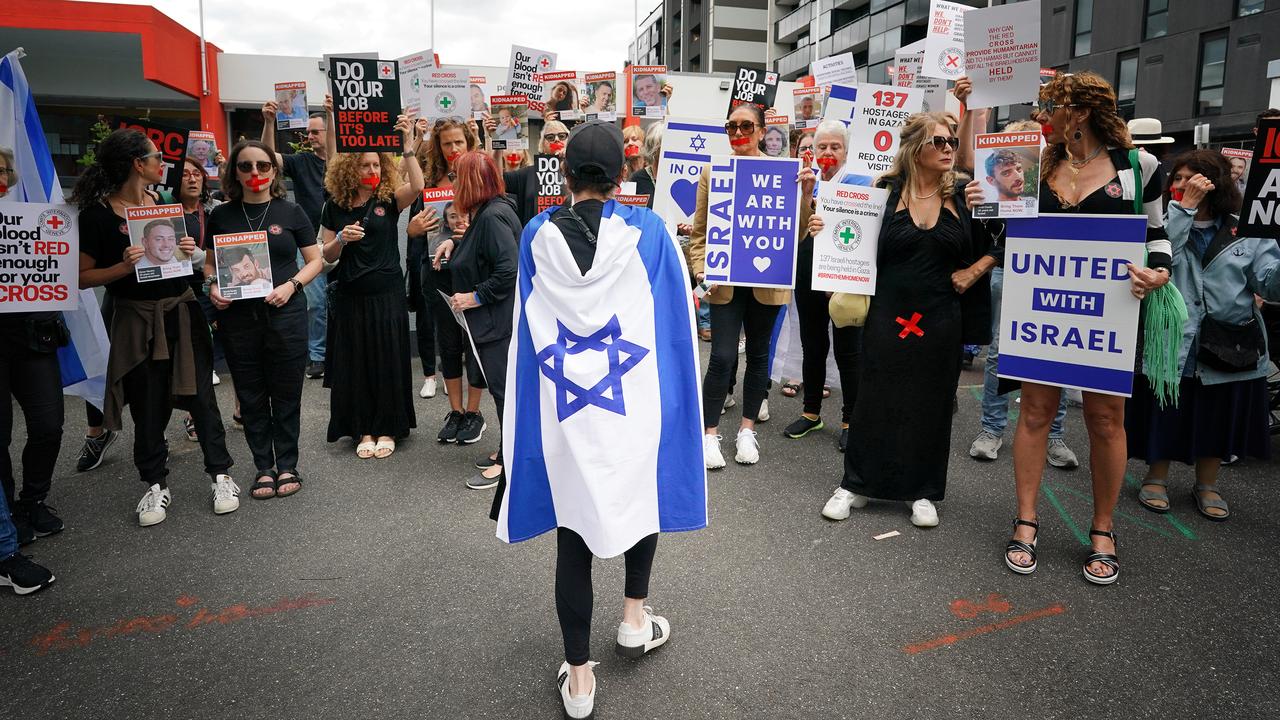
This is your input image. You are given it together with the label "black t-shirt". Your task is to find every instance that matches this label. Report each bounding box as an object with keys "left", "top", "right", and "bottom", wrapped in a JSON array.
[
  {"left": 629, "top": 169, "right": 655, "bottom": 207},
  {"left": 321, "top": 197, "right": 404, "bottom": 294},
  {"left": 207, "top": 199, "right": 317, "bottom": 305},
  {"left": 550, "top": 199, "right": 602, "bottom": 276},
  {"left": 282, "top": 152, "right": 328, "bottom": 229},
  {"left": 79, "top": 202, "right": 190, "bottom": 301}
]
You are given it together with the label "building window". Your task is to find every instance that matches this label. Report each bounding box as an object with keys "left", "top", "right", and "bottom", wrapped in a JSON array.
[
  {"left": 1238, "top": 0, "right": 1264, "bottom": 16},
  {"left": 1197, "top": 32, "right": 1228, "bottom": 117},
  {"left": 1074, "top": 0, "right": 1093, "bottom": 57},
  {"left": 1145, "top": 0, "right": 1167, "bottom": 40},
  {"left": 1117, "top": 51, "right": 1138, "bottom": 120}
]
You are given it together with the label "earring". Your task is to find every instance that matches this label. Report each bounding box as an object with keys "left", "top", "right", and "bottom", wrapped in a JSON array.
[{"left": 1072, "top": 130, "right": 1083, "bottom": 141}]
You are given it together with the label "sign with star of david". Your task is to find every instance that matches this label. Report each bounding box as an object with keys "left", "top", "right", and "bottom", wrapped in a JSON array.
[{"left": 535, "top": 316, "right": 650, "bottom": 422}]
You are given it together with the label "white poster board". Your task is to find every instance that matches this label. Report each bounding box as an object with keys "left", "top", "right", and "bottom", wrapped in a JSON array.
[
  {"left": 811, "top": 183, "right": 888, "bottom": 295},
  {"left": 963, "top": 1, "right": 1042, "bottom": 109}
]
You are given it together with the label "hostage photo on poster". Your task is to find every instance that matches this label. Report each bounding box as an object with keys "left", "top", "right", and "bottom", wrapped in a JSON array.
[
  {"left": 328, "top": 57, "right": 403, "bottom": 153},
  {"left": 126, "top": 204, "right": 191, "bottom": 283},
  {"left": 973, "top": 131, "right": 1041, "bottom": 218},
  {"left": 214, "top": 231, "right": 273, "bottom": 300},
  {"left": 274, "top": 81, "right": 309, "bottom": 130},
  {"left": 584, "top": 72, "right": 617, "bottom": 121},
  {"left": 488, "top": 95, "right": 529, "bottom": 151}
]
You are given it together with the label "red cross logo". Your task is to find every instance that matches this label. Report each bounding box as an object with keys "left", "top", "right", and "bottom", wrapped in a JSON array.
[
  {"left": 44, "top": 215, "right": 65, "bottom": 231},
  {"left": 896, "top": 312, "right": 924, "bottom": 339},
  {"left": 945, "top": 54, "right": 959, "bottom": 68},
  {"left": 539, "top": 56, "right": 551, "bottom": 69},
  {"left": 380, "top": 64, "right": 392, "bottom": 77}
]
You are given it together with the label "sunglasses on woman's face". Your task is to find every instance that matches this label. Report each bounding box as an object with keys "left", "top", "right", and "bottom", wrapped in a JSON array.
[
  {"left": 928, "top": 136, "right": 959, "bottom": 151},
  {"left": 543, "top": 132, "right": 569, "bottom": 142},
  {"left": 181, "top": 169, "right": 204, "bottom": 180},
  {"left": 1035, "top": 99, "right": 1077, "bottom": 115},
  {"left": 138, "top": 151, "right": 163, "bottom": 162},
  {"left": 724, "top": 121, "right": 757, "bottom": 135},
  {"left": 236, "top": 160, "right": 274, "bottom": 174}
]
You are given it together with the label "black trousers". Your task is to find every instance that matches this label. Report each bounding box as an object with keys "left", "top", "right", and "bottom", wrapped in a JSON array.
[
  {"left": 702, "top": 292, "right": 781, "bottom": 428},
  {"left": 407, "top": 238, "right": 438, "bottom": 377},
  {"left": 428, "top": 286, "right": 486, "bottom": 388},
  {"left": 795, "top": 243, "right": 862, "bottom": 423},
  {"left": 219, "top": 299, "right": 308, "bottom": 473},
  {"left": 556, "top": 528, "right": 658, "bottom": 665},
  {"left": 123, "top": 302, "right": 233, "bottom": 486},
  {"left": 0, "top": 342, "right": 64, "bottom": 505}
]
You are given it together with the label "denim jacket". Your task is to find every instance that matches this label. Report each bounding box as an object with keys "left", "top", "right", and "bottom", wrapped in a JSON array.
[{"left": 1164, "top": 201, "right": 1280, "bottom": 385}]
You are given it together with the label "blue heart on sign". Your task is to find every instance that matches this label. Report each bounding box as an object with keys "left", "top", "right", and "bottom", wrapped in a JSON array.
[{"left": 671, "top": 178, "right": 698, "bottom": 216}]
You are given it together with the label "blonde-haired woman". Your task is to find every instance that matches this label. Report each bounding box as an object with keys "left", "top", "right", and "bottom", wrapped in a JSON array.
[
  {"left": 821, "top": 112, "right": 997, "bottom": 528},
  {"left": 319, "top": 114, "right": 424, "bottom": 458},
  {"left": 622, "top": 123, "right": 646, "bottom": 177}
]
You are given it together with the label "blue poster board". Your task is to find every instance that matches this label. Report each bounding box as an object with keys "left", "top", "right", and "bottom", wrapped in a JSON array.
[{"left": 703, "top": 156, "right": 803, "bottom": 289}]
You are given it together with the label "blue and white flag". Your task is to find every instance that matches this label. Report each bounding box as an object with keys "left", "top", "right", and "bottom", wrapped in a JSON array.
[
  {"left": 1, "top": 48, "right": 110, "bottom": 409},
  {"left": 498, "top": 201, "right": 706, "bottom": 558},
  {"left": 652, "top": 117, "right": 730, "bottom": 232}
]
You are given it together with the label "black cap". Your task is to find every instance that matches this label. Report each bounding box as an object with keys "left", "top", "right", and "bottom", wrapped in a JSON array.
[{"left": 565, "top": 120, "right": 625, "bottom": 185}]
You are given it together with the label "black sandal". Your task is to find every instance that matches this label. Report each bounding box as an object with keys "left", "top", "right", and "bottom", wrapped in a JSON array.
[
  {"left": 275, "top": 470, "right": 303, "bottom": 498},
  {"left": 1083, "top": 529, "right": 1119, "bottom": 586},
  {"left": 1005, "top": 518, "right": 1039, "bottom": 575},
  {"left": 249, "top": 471, "right": 277, "bottom": 500}
]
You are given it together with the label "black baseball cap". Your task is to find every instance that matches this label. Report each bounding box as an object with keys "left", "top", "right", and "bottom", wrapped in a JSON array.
[{"left": 565, "top": 120, "right": 625, "bottom": 185}]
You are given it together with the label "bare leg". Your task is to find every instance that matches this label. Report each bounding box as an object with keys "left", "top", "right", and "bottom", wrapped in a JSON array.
[
  {"left": 622, "top": 596, "right": 647, "bottom": 629},
  {"left": 1193, "top": 456, "right": 1227, "bottom": 518},
  {"left": 1141, "top": 460, "right": 1172, "bottom": 510},
  {"left": 1083, "top": 392, "right": 1126, "bottom": 577},
  {"left": 465, "top": 384, "right": 484, "bottom": 414},
  {"left": 1008, "top": 383, "right": 1063, "bottom": 566},
  {"left": 444, "top": 377, "right": 464, "bottom": 413}
]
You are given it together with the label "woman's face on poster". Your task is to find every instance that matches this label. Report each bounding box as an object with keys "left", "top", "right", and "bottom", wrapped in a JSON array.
[
  {"left": 764, "top": 128, "right": 785, "bottom": 156},
  {"left": 471, "top": 85, "right": 486, "bottom": 111}
]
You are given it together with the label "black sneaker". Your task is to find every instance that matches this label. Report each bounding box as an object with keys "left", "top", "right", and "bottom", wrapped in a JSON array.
[
  {"left": 11, "top": 513, "right": 34, "bottom": 547},
  {"left": 784, "top": 415, "right": 824, "bottom": 439},
  {"left": 466, "top": 469, "right": 501, "bottom": 490},
  {"left": 305, "top": 361, "right": 325, "bottom": 379},
  {"left": 838, "top": 427, "right": 849, "bottom": 453},
  {"left": 475, "top": 454, "right": 497, "bottom": 469},
  {"left": 75, "top": 430, "right": 116, "bottom": 472},
  {"left": 0, "top": 552, "right": 55, "bottom": 595},
  {"left": 17, "top": 500, "right": 63, "bottom": 538},
  {"left": 455, "top": 411, "right": 486, "bottom": 445},
  {"left": 437, "top": 410, "right": 464, "bottom": 443}
]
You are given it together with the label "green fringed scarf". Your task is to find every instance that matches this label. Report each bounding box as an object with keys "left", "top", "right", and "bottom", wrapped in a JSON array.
[{"left": 1130, "top": 149, "right": 1187, "bottom": 408}]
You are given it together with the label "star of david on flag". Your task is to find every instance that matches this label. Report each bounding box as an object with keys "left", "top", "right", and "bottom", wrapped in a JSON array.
[
  {"left": 689, "top": 134, "right": 707, "bottom": 152},
  {"left": 536, "top": 315, "right": 649, "bottom": 422}
]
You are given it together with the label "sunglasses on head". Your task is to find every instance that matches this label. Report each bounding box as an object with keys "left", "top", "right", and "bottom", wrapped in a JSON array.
[
  {"left": 724, "top": 121, "right": 757, "bottom": 135},
  {"left": 928, "top": 136, "right": 959, "bottom": 151},
  {"left": 544, "top": 132, "right": 569, "bottom": 142},
  {"left": 236, "top": 160, "right": 274, "bottom": 174}
]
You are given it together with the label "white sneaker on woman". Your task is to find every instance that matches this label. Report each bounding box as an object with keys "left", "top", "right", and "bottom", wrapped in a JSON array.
[
  {"left": 419, "top": 376, "right": 437, "bottom": 398},
  {"left": 734, "top": 427, "right": 759, "bottom": 464},
  {"left": 211, "top": 474, "right": 240, "bottom": 515},
  {"left": 615, "top": 606, "right": 670, "bottom": 657},
  {"left": 557, "top": 661, "right": 597, "bottom": 719},
  {"left": 703, "top": 434, "right": 725, "bottom": 470},
  {"left": 908, "top": 499, "right": 939, "bottom": 527},
  {"left": 136, "top": 484, "right": 171, "bottom": 527},
  {"left": 821, "top": 487, "right": 867, "bottom": 520}
]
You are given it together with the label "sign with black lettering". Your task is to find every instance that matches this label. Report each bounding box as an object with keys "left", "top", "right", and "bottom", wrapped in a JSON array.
[
  {"left": 328, "top": 57, "right": 403, "bottom": 154},
  {"left": 726, "top": 66, "right": 778, "bottom": 115},
  {"left": 1238, "top": 118, "right": 1280, "bottom": 239},
  {"left": 535, "top": 154, "right": 565, "bottom": 214},
  {"left": 113, "top": 117, "right": 188, "bottom": 195}
]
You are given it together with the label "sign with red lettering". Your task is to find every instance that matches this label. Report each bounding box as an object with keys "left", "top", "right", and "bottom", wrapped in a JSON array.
[
  {"left": 812, "top": 182, "right": 888, "bottom": 294},
  {"left": 922, "top": 0, "right": 970, "bottom": 80},
  {"left": 125, "top": 204, "right": 192, "bottom": 282},
  {"left": 963, "top": 1, "right": 1041, "bottom": 109},
  {"left": 0, "top": 201, "right": 79, "bottom": 312},
  {"left": 1238, "top": 118, "right": 1280, "bottom": 239},
  {"left": 114, "top": 117, "right": 188, "bottom": 194},
  {"left": 328, "top": 57, "right": 403, "bottom": 154},
  {"left": 973, "top": 131, "right": 1042, "bottom": 218}
]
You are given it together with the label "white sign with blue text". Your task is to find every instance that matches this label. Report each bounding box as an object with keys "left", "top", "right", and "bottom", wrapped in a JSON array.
[
  {"left": 998, "top": 214, "right": 1146, "bottom": 396},
  {"left": 652, "top": 117, "right": 731, "bottom": 232},
  {"left": 703, "top": 155, "right": 803, "bottom": 290}
]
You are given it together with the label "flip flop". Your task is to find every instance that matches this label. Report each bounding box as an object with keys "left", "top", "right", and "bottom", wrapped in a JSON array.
[
  {"left": 1137, "top": 477, "right": 1170, "bottom": 514},
  {"left": 374, "top": 438, "right": 396, "bottom": 459},
  {"left": 1193, "top": 483, "right": 1230, "bottom": 521},
  {"left": 276, "top": 471, "right": 303, "bottom": 498},
  {"left": 356, "top": 441, "right": 376, "bottom": 459},
  {"left": 781, "top": 382, "right": 800, "bottom": 398}
]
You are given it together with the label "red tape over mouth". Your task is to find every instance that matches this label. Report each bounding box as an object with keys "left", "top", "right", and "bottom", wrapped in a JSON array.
[
  {"left": 1041, "top": 124, "right": 1054, "bottom": 138},
  {"left": 0, "top": 182, "right": 8, "bottom": 195},
  {"left": 548, "top": 141, "right": 566, "bottom": 153},
  {"left": 624, "top": 145, "right": 640, "bottom": 157},
  {"left": 816, "top": 156, "right": 838, "bottom": 169},
  {"left": 245, "top": 175, "right": 271, "bottom": 192},
  {"left": 360, "top": 175, "right": 381, "bottom": 188},
  {"left": 729, "top": 137, "right": 752, "bottom": 147},
  {"left": 505, "top": 153, "right": 522, "bottom": 165},
  {"left": 1171, "top": 188, "right": 1185, "bottom": 202},
  {"left": 446, "top": 152, "right": 463, "bottom": 163}
]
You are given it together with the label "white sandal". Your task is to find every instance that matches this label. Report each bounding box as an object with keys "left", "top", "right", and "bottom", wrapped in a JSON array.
[
  {"left": 373, "top": 438, "right": 396, "bottom": 459},
  {"left": 356, "top": 441, "right": 376, "bottom": 459}
]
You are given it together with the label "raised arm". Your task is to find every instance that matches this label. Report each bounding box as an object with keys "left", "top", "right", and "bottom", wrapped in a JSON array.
[
  {"left": 393, "top": 114, "right": 424, "bottom": 211},
  {"left": 260, "top": 100, "right": 284, "bottom": 167}
]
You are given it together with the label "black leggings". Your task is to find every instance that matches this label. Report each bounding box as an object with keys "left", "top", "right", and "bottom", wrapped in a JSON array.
[
  {"left": 407, "top": 237, "right": 437, "bottom": 377},
  {"left": 556, "top": 528, "right": 658, "bottom": 665},
  {"left": 702, "top": 291, "right": 781, "bottom": 428},
  {"left": 425, "top": 271, "right": 486, "bottom": 388},
  {"left": 0, "top": 343, "right": 64, "bottom": 505},
  {"left": 795, "top": 243, "right": 861, "bottom": 422}
]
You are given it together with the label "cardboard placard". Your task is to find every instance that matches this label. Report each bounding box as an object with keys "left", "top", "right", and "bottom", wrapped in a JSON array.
[
  {"left": 1238, "top": 118, "right": 1280, "bottom": 238},
  {"left": 469, "top": 75, "right": 495, "bottom": 120},
  {"left": 329, "top": 57, "right": 403, "bottom": 153},
  {"left": 397, "top": 49, "right": 435, "bottom": 116},
  {"left": 0, "top": 201, "right": 79, "bottom": 312},
  {"left": 125, "top": 204, "right": 192, "bottom": 282},
  {"left": 794, "top": 87, "right": 825, "bottom": 130},
  {"left": 113, "top": 117, "right": 187, "bottom": 194},
  {"left": 509, "top": 45, "right": 557, "bottom": 113},
  {"left": 187, "top": 130, "right": 220, "bottom": 179},
  {"left": 540, "top": 71, "right": 582, "bottom": 121},
  {"left": 627, "top": 66, "right": 668, "bottom": 118},
  {"left": 213, "top": 231, "right": 273, "bottom": 300},
  {"left": 922, "top": 0, "right": 970, "bottom": 80},
  {"left": 893, "top": 40, "right": 948, "bottom": 114},
  {"left": 810, "top": 53, "right": 858, "bottom": 87},
  {"left": 844, "top": 84, "right": 923, "bottom": 183},
  {"left": 535, "top": 154, "right": 565, "bottom": 214},
  {"left": 489, "top": 95, "right": 530, "bottom": 151},
  {"left": 764, "top": 115, "right": 791, "bottom": 158},
  {"left": 584, "top": 72, "right": 618, "bottom": 121},
  {"left": 973, "top": 131, "right": 1042, "bottom": 218},
  {"left": 702, "top": 155, "right": 803, "bottom": 289},
  {"left": 1221, "top": 147, "right": 1253, "bottom": 194},
  {"left": 963, "top": 1, "right": 1042, "bottom": 109},
  {"left": 274, "top": 81, "right": 310, "bottom": 130},
  {"left": 726, "top": 66, "right": 779, "bottom": 115},
  {"left": 811, "top": 183, "right": 889, "bottom": 295},
  {"left": 651, "top": 118, "right": 731, "bottom": 230},
  {"left": 614, "top": 194, "right": 650, "bottom": 207},
  {"left": 423, "top": 66, "right": 470, "bottom": 124}
]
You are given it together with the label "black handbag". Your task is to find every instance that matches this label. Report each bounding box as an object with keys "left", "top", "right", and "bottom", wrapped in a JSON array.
[
  {"left": 25, "top": 315, "right": 71, "bottom": 354},
  {"left": 1197, "top": 315, "right": 1263, "bottom": 372}
]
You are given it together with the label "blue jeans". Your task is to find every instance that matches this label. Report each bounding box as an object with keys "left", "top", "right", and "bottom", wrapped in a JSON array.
[
  {"left": 981, "top": 268, "right": 1067, "bottom": 438},
  {"left": 696, "top": 298, "right": 711, "bottom": 330},
  {"left": 0, "top": 492, "right": 17, "bottom": 559},
  {"left": 305, "top": 271, "right": 328, "bottom": 362}
]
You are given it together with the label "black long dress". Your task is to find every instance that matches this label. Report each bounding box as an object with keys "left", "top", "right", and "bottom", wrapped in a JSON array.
[{"left": 842, "top": 208, "right": 969, "bottom": 502}]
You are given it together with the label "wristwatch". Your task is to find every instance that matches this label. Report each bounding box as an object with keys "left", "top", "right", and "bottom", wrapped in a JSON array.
[{"left": 289, "top": 278, "right": 303, "bottom": 293}]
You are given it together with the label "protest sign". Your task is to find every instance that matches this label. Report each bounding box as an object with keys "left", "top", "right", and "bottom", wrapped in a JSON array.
[
  {"left": 213, "top": 231, "right": 273, "bottom": 300},
  {"left": 794, "top": 87, "right": 825, "bottom": 130},
  {"left": 187, "top": 130, "right": 220, "bottom": 179},
  {"left": 584, "top": 72, "right": 618, "bottom": 121},
  {"left": 0, "top": 201, "right": 78, "bottom": 312},
  {"left": 810, "top": 54, "right": 857, "bottom": 88},
  {"left": 274, "top": 81, "right": 309, "bottom": 130},
  {"left": 1221, "top": 147, "right": 1253, "bottom": 195},
  {"left": 823, "top": 84, "right": 859, "bottom": 122},
  {"left": 469, "top": 76, "right": 495, "bottom": 119},
  {"left": 614, "top": 194, "right": 651, "bottom": 207},
  {"left": 423, "top": 66, "right": 470, "bottom": 124},
  {"left": 114, "top": 117, "right": 187, "bottom": 194},
  {"left": 764, "top": 115, "right": 791, "bottom": 158},
  {"left": 534, "top": 154, "right": 565, "bottom": 214},
  {"left": 329, "top": 57, "right": 402, "bottom": 153},
  {"left": 726, "top": 66, "right": 779, "bottom": 115},
  {"left": 397, "top": 49, "right": 435, "bottom": 115},
  {"left": 844, "top": 84, "right": 923, "bottom": 182},
  {"left": 922, "top": 0, "right": 969, "bottom": 80},
  {"left": 488, "top": 95, "right": 529, "bottom": 151},
  {"left": 509, "top": 45, "right": 557, "bottom": 113},
  {"left": 811, "top": 183, "right": 888, "bottom": 295},
  {"left": 540, "top": 71, "right": 582, "bottom": 121},
  {"left": 627, "top": 66, "right": 669, "bottom": 118},
  {"left": 125, "top": 204, "right": 191, "bottom": 283},
  {"left": 703, "top": 155, "right": 802, "bottom": 289},
  {"left": 422, "top": 187, "right": 457, "bottom": 251},
  {"left": 1238, "top": 118, "right": 1280, "bottom": 239},
  {"left": 973, "top": 131, "right": 1041, "bottom": 218},
  {"left": 652, "top": 117, "right": 731, "bottom": 230},
  {"left": 998, "top": 214, "right": 1146, "bottom": 396},
  {"left": 963, "top": 1, "right": 1041, "bottom": 109},
  {"left": 893, "top": 40, "right": 948, "bottom": 113}
]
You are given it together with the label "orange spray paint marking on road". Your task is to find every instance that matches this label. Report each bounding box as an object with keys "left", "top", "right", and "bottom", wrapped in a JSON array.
[{"left": 903, "top": 604, "right": 1067, "bottom": 655}]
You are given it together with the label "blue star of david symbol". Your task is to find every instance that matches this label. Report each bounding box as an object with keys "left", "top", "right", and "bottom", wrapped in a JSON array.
[
  {"left": 536, "top": 315, "right": 649, "bottom": 422},
  {"left": 689, "top": 134, "right": 707, "bottom": 152}
]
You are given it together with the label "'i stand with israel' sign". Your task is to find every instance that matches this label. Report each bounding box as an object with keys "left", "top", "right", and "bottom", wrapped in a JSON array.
[
  {"left": 703, "top": 156, "right": 802, "bottom": 289},
  {"left": 998, "top": 214, "right": 1146, "bottom": 396}
]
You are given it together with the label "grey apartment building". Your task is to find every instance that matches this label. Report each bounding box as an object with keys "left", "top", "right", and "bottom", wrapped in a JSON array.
[{"left": 629, "top": 1, "right": 776, "bottom": 73}]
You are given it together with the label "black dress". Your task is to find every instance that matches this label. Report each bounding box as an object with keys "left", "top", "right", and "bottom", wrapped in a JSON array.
[{"left": 842, "top": 208, "right": 968, "bottom": 502}]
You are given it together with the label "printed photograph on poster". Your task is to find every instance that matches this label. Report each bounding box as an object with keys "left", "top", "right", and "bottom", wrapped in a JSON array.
[
  {"left": 652, "top": 117, "right": 731, "bottom": 230},
  {"left": 963, "top": 1, "right": 1042, "bottom": 109},
  {"left": 187, "top": 131, "right": 220, "bottom": 179},
  {"left": 809, "top": 53, "right": 857, "bottom": 88},
  {"left": 421, "top": 187, "right": 459, "bottom": 253},
  {"left": 213, "top": 231, "right": 273, "bottom": 300},
  {"left": 628, "top": 66, "right": 669, "bottom": 118},
  {"left": 0, "top": 201, "right": 79, "bottom": 312},
  {"left": 893, "top": 40, "right": 948, "bottom": 113},
  {"left": 973, "top": 131, "right": 1041, "bottom": 218},
  {"left": 274, "top": 81, "right": 309, "bottom": 130},
  {"left": 469, "top": 76, "right": 491, "bottom": 119},
  {"left": 423, "top": 66, "right": 470, "bottom": 124},
  {"left": 703, "top": 155, "right": 803, "bottom": 290},
  {"left": 488, "top": 95, "right": 529, "bottom": 151},
  {"left": 114, "top": 116, "right": 188, "bottom": 193},
  {"left": 811, "top": 183, "right": 888, "bottom": 295},
  {"left": 794, "top": 87, "right": 824, "bottom": 130},
  {"left": 329, "top": 57, "right": 403, "bottom": 153},
  {"left": 508, "top": 45, "right": 556, "bottom": 113},
  {"left": 727, "top": 66, "right": 779, "bottom": 115},
  {"left": 764, "top": 116, "right": 791, "bottom": 158},
  {"left": 126, "top": 204, "right": 191, "bottom": 283},
  {"left": 1237, "top": 118, "right": 1280, "bottom": 239},
  {"left": 540, "top": 71, "right": 581, "bottom": 121},
  {"left": 1221, "top": 147, "right": 1252, "bottom": 196},
  {"left": 583, "top": 72, "right": 618, "bottom": 121},
  {"left": 843, "top": 84, "right": 922, "bottom": 183},
  {"left": 922, "top": 0, "right": 969, "bottom": 80},
  {"left": 535, "top": 154, "right": 565, "bottom": 214}
]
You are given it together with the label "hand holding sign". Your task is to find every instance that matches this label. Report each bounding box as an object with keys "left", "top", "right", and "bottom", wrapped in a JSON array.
[
  {"left": 341, "top": 223, "right": 365, "bottom": 244},
  {"left": 122, "top": 245, "right": 144, "bottom": 266}
]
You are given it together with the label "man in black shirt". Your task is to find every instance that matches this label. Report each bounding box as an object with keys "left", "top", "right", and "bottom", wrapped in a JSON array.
[{"left": 262, "top": 99, "right": 330, "bottom": 378}]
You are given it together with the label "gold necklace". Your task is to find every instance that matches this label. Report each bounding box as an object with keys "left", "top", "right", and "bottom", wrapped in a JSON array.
[{"left": 1065, "top": 143, "right": 1103, "bottom": 194}]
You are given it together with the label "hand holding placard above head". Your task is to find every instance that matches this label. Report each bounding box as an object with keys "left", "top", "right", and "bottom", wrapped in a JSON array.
[
  {"left": 328, "top": 57, "right": 403, "bottom": 153},
  {"left": 1238, "top": 117, "right": 1280, "bottom": 239},
  {"left": 963, "top": 1, "right": 1042, "bottom": 109}
]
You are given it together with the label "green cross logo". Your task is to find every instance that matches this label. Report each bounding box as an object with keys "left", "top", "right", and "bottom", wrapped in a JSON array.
[
  {"left": 833, "top": 220, "right": 862, "bottom": 252},
  {"left": 838, "top": 227, "right": 856, "bottom": 245},
  {"left": 438, "top": 94, "right": 454, "bottom": 110}
]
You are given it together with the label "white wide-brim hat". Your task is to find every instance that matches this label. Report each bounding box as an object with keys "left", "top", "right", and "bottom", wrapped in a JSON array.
[{"left": 1128, "top": 117, "right": 1174, "bottom": 145}]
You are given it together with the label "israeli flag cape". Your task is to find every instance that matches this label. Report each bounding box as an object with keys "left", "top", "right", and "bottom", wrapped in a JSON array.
[
  {"left": 497, "top": 200, "right": 707, "bottom": 558},
  {"left": 0, "top": 49, "right": 110, "bottom": 409}
]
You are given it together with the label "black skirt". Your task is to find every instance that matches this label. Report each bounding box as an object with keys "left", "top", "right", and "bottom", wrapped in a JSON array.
[
  {"left": 324, "top": 285, "right": 417, "bottom": 441},
  {"left": 1126, "top": 375, "right": 1272, "bottom": 464}
]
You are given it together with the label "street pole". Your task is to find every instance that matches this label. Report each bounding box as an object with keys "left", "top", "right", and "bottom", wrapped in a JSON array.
[{"left": 198, "top": 0, "right": 209, "bottom": 97}]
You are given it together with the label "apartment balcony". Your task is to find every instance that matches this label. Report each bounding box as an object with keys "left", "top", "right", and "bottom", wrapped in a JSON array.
[
  {"left": 828, "top": 15, "right": 869, "bottom": 55},
  {"left": 776, "top": 2, "right": 815, "bottom": 44},
  {"left": 776, "top": 43, "right": 812, "bottom": 80}
]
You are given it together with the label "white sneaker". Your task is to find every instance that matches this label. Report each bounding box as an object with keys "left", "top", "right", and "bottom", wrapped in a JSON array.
[
  {"left": 419, "top": 376, "right": 437, "bottom": 398},
  {"left": 722, "top": 395, "right": 737, "bottom": 412},
  {"left": 737, "top": 337, "right": 746, "bottom": 354},
  {"left": 908, "top": 499, "right": 939, "bottom": 527},
  {"left": 557, "top": 661, "right": 597, "bottom": 720},
  {"left": 616, "top": 606, "right": 671, "bottom": 658},
  {"left": 211, "top": 474, "right": 240, "bottom": 515},
  {"left": 136, "top": 484, "right": 171, "bottom": 527},
  {"left": 211, "top": 371, "right": 221, "bottom": 386},
  {"left": 756, "top": 398, "right": 770, "bottom": 422},
  {"left": 822, "top": 487, "right": 867, "bottom": 520},
  {"left": 734, "top": 427, "right": 759, "bottom": 464},
  {"left": 703, "top": 434, "right": 726, "bottom": 470}
]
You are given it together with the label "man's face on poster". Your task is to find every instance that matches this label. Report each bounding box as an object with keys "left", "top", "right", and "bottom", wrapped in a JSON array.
[
  {"left": 990, "top": 160, "right": 1025, "bottom": 200},
  {"left": 799, "top": 96, "right": 816, "bottom": 119},
  {"left": 634, "top": 76, "right": 660, "bottom": 106},
  {"left": 230, "top": 253, "right": 261, "bottom": 286},
  {"left": 1230, "top": 157, "right": 1247, "bottom": 183},
  {"left": 143, "top": 224, "right": 178, "bottom": 264}
]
